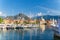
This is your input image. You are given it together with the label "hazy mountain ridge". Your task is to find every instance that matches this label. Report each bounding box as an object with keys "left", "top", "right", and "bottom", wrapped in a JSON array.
[
  {"left": 32, "top": 15, "right": 60, "bottom": 20},
  {"left": 1, "top": 13, "right": 60, "bottom": 20},
  {"left": 5, "top": 13, "right": 30, "bottom": 20}
]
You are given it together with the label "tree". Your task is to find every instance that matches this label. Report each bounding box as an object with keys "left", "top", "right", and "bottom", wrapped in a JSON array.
[{"left": 0, "top": 18, "right": 3, "bottom": 23}]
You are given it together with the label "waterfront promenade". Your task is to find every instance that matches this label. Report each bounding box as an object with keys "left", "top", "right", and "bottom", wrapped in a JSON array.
[{"left": 0, "top": 24, "right": 39, "bottom": 30}]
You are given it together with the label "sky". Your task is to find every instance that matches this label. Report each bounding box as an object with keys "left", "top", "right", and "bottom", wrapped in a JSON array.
[{"left": 0, "top": 0, "right": 60, "bottom": 17}]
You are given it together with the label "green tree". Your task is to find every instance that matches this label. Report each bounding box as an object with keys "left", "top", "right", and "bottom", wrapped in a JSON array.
[{"left": 0, "top": 18, "right": 3, "bottom": 23}]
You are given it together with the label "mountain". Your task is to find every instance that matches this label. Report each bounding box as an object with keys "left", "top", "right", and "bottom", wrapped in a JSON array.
[
  {"left": 32, "top": 15, "right": 60, "bottom": 20},
  {"left": 3, "top": 13, "right": 60, "bottom": 20},
  {"left": 0, "top": 16, "right": 6, "bottom": 19},
  {"left": 5, "top": 13, "right": 30, "bottom": 20},
  {"left": 5, "top": 16, "right": 14, "bottom": 20},
  {"left": 14, "top": 13, "right": 30, "bottom": 20}
]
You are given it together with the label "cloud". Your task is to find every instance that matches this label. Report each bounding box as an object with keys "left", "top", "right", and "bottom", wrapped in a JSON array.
[
  {"left": 35, "top": 6, "right": 60, "bottom": 15},
  {"left": 28, "top": 14, "right": 34, "bottom": 18},
  {"left": 37, "top": 12, "right": 42, "bottom": 16},
  {"left": 0, "top": 12, "right": 6, "bottom": 17},
  {"left": 27, "top": 12, "right": 34, "bottom": 18}
]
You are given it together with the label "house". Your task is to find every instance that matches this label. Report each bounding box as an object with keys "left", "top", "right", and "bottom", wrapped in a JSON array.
[{"left": 3, "top": 19, "right": 14, "bottom": 24}]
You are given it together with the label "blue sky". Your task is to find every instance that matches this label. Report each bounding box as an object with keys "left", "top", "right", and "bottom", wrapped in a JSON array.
[{"left": 0, "top": 0, "right": 60, "bottom": 17}]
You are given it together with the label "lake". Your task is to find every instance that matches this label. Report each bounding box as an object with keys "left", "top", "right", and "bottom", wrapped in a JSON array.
[{"left": 0, "top": 28, "right": 54, "bottom": 40}]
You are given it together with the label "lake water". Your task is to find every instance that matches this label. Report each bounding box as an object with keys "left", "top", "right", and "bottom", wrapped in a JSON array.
[{"left": 0, "top": 28, "right": 54, "bottom": 40}]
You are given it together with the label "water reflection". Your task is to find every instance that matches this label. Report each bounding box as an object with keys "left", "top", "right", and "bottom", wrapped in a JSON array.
[{"left": 0, "top": 28, "right": 54, "bottom": 40}]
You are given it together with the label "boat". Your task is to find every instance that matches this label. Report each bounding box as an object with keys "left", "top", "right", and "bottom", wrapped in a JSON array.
[
  {"left": 6, "top": 24, "right": 14, "bottom": 30},
  {"left": 15, "top": 27, "right": 23, "bottom": 29},
  {"left": 15, "top": 24, "right": 24, "bottom": 29},
  {"left": 0, "top": 24, "right": 5, "bottom": 29},
  {"left": 53, "top": 19, "right": 60, "bottom": 37}
]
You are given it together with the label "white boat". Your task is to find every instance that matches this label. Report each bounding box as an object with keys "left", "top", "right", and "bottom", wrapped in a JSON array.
[
  {"left": 53, "top": 19, "right": 60, "bottom": 37},
  {"left": 0, "top": 24, "right": 5, "bottom": 29}
]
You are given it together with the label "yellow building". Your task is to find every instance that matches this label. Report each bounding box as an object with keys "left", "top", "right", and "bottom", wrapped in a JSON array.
[
  {"left": 3, "top": 19, "right": 14, "bottom": 24},
  {"left": 39, "top": 17, "right": 46, "bottom": 32}
]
